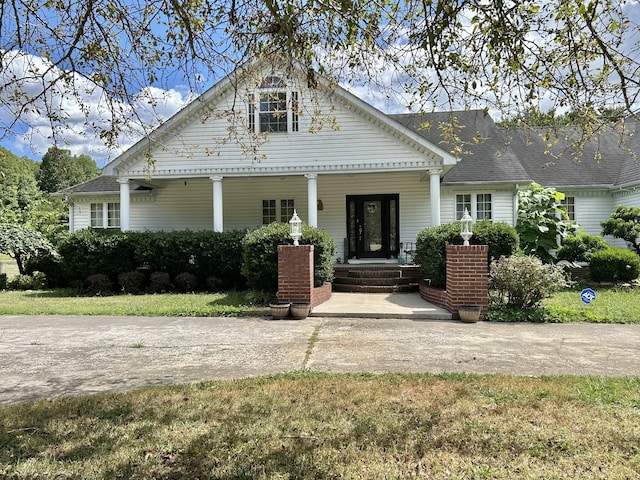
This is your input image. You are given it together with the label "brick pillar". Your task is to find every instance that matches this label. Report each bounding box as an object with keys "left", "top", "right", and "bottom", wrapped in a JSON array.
[
  {"left": 446, "top": 245, "right": 489, "bottom": 319},
  {"left": 277, "top": 245, "right": 314, "bottom": 304}
]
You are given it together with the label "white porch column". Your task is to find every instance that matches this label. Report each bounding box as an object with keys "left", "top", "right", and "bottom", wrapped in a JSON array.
[
  {"left": 429, "top": 169, "right": 442, "bottom": 226},
  {"left": 210, "top": 176, "right": 224, "bottom": 232},
  {"left": 68, "top": 202, "right": 75, "bottom": 233},
  {"left": 117, "top": 178, "right": 130, "bottom": 231},
  {"left": 305, "top": 173, "right": 318, "bottom": 228}
]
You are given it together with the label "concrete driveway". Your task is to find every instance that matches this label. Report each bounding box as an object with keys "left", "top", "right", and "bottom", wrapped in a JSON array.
[{"left": 1, "top": 315, "right": 639, "bottom": 405}]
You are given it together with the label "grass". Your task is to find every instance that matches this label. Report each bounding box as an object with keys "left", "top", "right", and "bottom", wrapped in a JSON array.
[
  {"left": 0, "top": 254, "right": 19, "bottom": 278},
  {"left": 1, "top": 372, "right": 639, "bottom": 479},
  {"left": 2, "top": 286, "right": 639, "bottom": 322},
  {"left": 544, "top": 287, "right": 640, "bottom": 323},
  {"left": 0, "top": 290, "right": 266, "bottom": 317}
]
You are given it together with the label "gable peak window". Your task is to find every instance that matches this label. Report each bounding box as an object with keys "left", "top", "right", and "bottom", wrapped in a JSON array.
[{"left": 248, "top": 76, "right": 299, "bottom": 133}]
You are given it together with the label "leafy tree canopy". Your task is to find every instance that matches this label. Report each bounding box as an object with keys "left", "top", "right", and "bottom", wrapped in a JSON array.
[
  {"left": 0, "top": 223, "right": 55, "bottom": 275},
  {"left": 0, "top": 147, "right": 66, "bottom": 239},
  {"left": 601, "top": 205, "right": 640, "bottom": 255},
  {"left": 0, "top": 0, "right": 638, "bottom": 153},
  {"left": 516, "top": 182, "right": 575, "bottom": 263},
  {"left": 37, "top": 146, "right": 100, "bottom": 193}
]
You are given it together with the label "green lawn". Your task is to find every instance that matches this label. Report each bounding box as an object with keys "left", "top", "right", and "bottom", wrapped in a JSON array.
[
  {"left": 0, "top": 290, "right": 266, "bottom": 317},
  {"left": 543, "top": 287, "right": 640, "bottom": 323},
  {"left": 0, "top": 254, "right": 19, "bottom": 278},
  {"left": 1, "top": 372, "right": 638, "bottom": 479},
  {"left": 1, "top": 286, "right": 639, "bottom": 322}
]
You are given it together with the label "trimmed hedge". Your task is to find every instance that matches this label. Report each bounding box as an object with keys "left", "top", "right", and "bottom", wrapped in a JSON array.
[
  {"left": 29, "top": 229, "right": 247, "bottom": 291},
  {"left": 415, "top": 221, "right": 519, "bottom": 288},
  {"left": 242, "top": 223, "right": 337, "bottom": 293},
  {"left": 589, "top": 247, "right": 640, "bottom": 282}
]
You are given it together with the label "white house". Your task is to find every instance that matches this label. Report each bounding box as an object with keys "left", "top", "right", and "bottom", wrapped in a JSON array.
[{"left": 60, "top": 61, "right": 640, "bottom": 261}]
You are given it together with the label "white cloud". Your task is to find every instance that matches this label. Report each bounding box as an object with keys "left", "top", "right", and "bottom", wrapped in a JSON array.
[{"left": 0, "top": 51, "right": 189, "bottom": 166}]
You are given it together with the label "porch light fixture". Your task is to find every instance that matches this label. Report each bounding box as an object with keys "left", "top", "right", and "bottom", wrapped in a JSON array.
[
  {"left": 460, "top": 208, "right": 474, "bottom": 246},
  {"left": 289, "top": 209, "right": 302, "bottom": 246}
]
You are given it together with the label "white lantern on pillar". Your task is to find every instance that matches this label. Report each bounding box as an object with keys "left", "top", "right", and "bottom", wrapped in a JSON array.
[
  {"left": 289, "top": 209, "right": 302, "bottom": 246},
  {"left": 460, "top": 208, "right": 474, "bottom": 246}
]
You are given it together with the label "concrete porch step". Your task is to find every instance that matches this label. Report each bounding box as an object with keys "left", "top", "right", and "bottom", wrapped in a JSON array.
[
  {"left": 332, "top": 283, "right": 419, "bottom": 294},
  {"left": 333, "top": 276, "right": 413, "bottom": 286}
]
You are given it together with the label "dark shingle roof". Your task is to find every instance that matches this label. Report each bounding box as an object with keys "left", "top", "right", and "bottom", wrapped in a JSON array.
[
  {"left": 58, "top": 176, "right": 151, "bottom": 195},
  {"left": 503, "top": 126, "right": 631, "bottom": 187},
  {"left": 614, "top": 120, "right": 640, "bottom": 186},
  {"left": 391, "top": 110, "right": 531, "bottom": 185}
]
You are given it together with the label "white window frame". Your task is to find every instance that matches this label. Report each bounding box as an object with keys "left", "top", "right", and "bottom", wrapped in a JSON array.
[
  {"left": 262, "top": 199, "right": 295, "bottom": 225},
  {"left": 90, "top": 202, "right": 120, "bottom": 229},
  {"left": 560, "top": 196, "right": 575, "bottom": 221},
  {"left": 456, "top": 193, "right": 493, "bottom": 221},
  {"left": 248, "top": 76, "right": 299, "bottom": 134}
]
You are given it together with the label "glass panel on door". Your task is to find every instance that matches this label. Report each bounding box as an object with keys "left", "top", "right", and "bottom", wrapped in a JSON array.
[{"left": 363, "top": 200, "right": 382, "bottom": 253}]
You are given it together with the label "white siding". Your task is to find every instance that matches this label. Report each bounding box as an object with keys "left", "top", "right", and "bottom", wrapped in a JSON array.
[
  {"left": 567, "top": 191, "right": 614, "bottom": 239},
  {"left": 441, "top": 187, "right": 516, "bottom": 225},
  {"left": 130, "top": 179, "right": 212, "bottom": 231},
  {"left": 71, "top": 196, "right": 118, "bottom": 232},
  {"left": 115, "top": 81, "right": 441, "bottom": 178}
]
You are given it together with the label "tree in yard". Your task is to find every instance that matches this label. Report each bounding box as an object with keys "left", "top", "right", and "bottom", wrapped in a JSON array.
[
  {"left": 0, "top": 1, "right": 638, "bottom": 155},
  {"left": 36, "top": 146, "right": 100, "bottom": 193},
  {"left": 516, "top": 182, "right": 575, "bottom": 263},
  {"left": 0, "top": 147, "right": 66, "bottom": 241},
  {"left": 601, "top": 205, "right": 640, "bottom": 255},
  {"left": 0, "top": 224, "right": 55, "bottom": 275}
]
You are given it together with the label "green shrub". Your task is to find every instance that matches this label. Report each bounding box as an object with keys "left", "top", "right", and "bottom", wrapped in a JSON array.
[
  {"left": 556, "top": 233, "right": 610, "bottom": 263},
  {"left": 0, "top": 273, "right": 6, "bottom": 289},
  {"left": 131, "top": 230, "right": 247, "bottom": 290},
  {"left": 589, "top": 248, "right": 640, "bottom": 282},
  {"left": 58, "top": 230, "right": 137, "bottom": 284},
  {"left": 7, "top": 272, "right": 47, "bottom": 290},
  {"left": 242, "top": 223, "right": 337, "bottom": 293},
  {"left": 485, "top": 305, "right": 551, "bottom": 323},
  {"left": 175, "top": 272, "right": 198, "bottom": 292},
  {"left": 489, "top": 254, "right": 569, "bottom": 309},
  {"left": 85, "top": 273, "right": 113, "bottom": 294},
  {"left": 149, "top": 271, "right": 172, "bottom": 293},
  {"left": 25, "top": 252, "right": 66, "bottom": 287},
  {"left": 415, "top": 221, "right": 519, "bottom": 288},
  {"left": 118, "top": 270, "right": 147, "bottom": 294},
  {"left": 36, "top": 229, "right": 247, "bottom": 291}
]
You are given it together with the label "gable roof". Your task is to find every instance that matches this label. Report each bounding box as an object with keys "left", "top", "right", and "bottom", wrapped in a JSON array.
[
  {"left": 56, "top": 176, "right": 152, "bottom": 196},
  {"left": 391, "top": 110, "right": 531, "bottom": 185},
  {"left": 102, "top": 59, "right": 458, "bottom": 176}
]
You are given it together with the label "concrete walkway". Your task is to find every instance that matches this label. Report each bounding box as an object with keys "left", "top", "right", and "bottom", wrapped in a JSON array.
[
  {"left": 1, "top": 313, "right": 639, "bottom": 405},
  {"left": 311, "top": 292, "right": 451, "bottom": 319}
]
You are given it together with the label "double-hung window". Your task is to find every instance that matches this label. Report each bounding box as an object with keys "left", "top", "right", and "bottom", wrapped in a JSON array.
[
  {"left": 90, "top": 202, "right": 120, "bottom": 229},
  {"left": 456, "top": 193, "right": 492, "bottom": 221},
  {"left": 248, "top": 76, "right": 299, "bottom": 133},
  {"left": 560, "top": 196, "right": 575, "bottom": 221},
  {"left": 262, "top": 199, "right": 295, "bottom": 225}
]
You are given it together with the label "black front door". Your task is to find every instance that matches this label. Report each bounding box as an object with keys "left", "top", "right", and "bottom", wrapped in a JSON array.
[{"left": 347, "top": 194, "right": 399, "bottom": 260}]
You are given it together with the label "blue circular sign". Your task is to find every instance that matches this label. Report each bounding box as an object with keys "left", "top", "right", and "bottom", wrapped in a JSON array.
[{"left": 580, "top": 288, "right": 597, "bottom": 305}]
